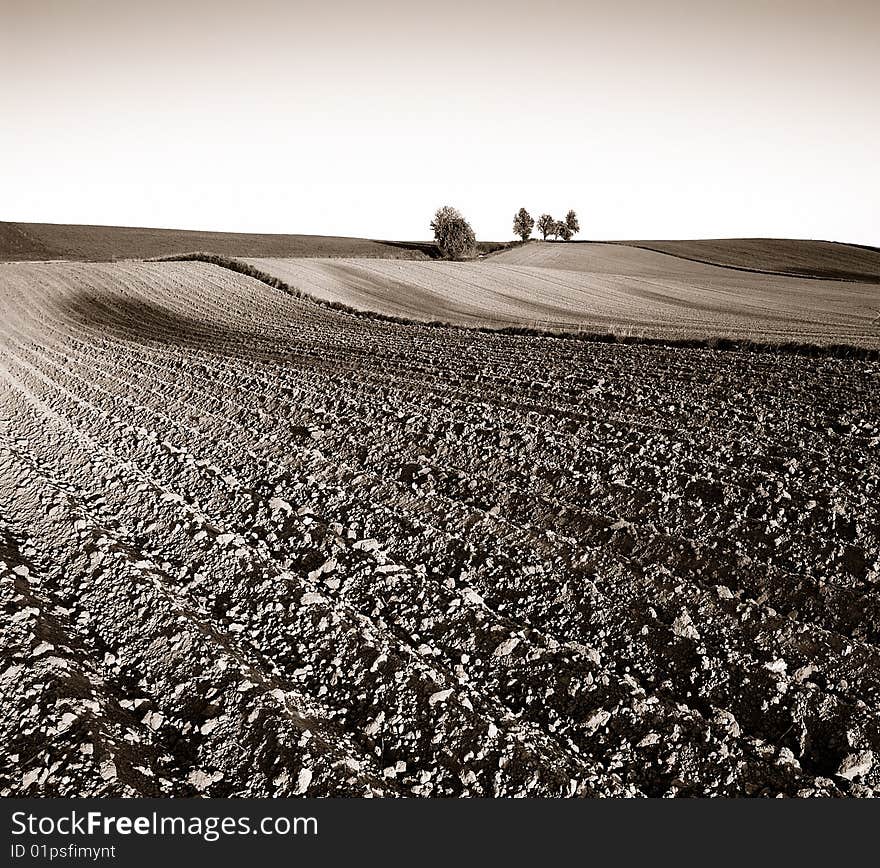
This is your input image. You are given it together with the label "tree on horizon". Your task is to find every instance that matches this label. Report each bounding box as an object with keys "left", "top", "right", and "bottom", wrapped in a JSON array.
[
  {"left": 430, "top": 206, "right": 476, "bottom": 260},
  {"left": 512, "top": 207, "right": 534, "bottom": 241},
  {"left": 555, "top": 220, "right": 573, "bottom": 241},
  {"left": 536, "top": 213, "right": 555, "bottom": 241}
]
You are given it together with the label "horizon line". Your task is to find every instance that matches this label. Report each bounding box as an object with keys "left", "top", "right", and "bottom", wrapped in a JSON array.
[{"left": 3, "top": 218, "right": 874, "bottom": 248}]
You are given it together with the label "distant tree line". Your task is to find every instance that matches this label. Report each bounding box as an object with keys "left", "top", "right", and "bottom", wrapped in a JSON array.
[
  {"left": 521, "top": 208, "right": 579, "bottom": 242},
  {"left": 428, "top": 205, "right": 580, "bottom": 260}
]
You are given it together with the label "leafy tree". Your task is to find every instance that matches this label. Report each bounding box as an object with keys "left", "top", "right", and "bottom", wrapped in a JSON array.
[
  {"left": 536, "top": 213, "right": 555, "bottom": 241},
  {"left": 430, "top": 206, "right": 476, "bottom": 260},
  {"left": 556, "top": 221, "right": 573, "bottom": 241},
  {"left": 565, "top": 209, "right": 580, "bottom": 235},
  {"left": 512, "top": 207, "right": 534, "bottom": 241}
]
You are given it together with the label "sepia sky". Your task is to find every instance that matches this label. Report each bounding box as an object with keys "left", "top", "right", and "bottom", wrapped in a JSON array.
[{"left": 2, "top": 0, "right": 878, "bottom": 243}]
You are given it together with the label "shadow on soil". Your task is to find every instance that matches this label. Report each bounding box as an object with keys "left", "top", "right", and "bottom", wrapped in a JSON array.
[
  {"left": 374, "top": 240, "right": 527, "bottom": 259},
  {"left": 56, "top": 290, "right": 286, "bottom": 358},
  {"left": 376, "top": 240, "right": 442, "bottom": 259}
]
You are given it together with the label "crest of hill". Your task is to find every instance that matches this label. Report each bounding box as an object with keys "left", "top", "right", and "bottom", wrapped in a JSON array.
[{"left": 486, "top": 241, "right": 720, "bottom": 276}]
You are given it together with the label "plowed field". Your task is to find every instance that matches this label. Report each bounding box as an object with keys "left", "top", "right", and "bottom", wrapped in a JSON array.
[{"left": 1, "top": 260, "right": 879, "bottom": 797}]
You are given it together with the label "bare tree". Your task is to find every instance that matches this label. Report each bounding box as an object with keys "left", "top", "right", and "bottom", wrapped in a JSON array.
[
  {"left": 430, "top": 206, "right": 477, "bottom": 260},
  {"left": 512, "top": 207, "right": 534, "bottom": 242},
  {"left": 536, "top": 213, "right": 555, "bottom": 241}
]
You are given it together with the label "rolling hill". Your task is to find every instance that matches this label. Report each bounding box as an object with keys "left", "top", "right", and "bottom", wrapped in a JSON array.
[
  {"left": 3, "top": 221, "right": 878, "bottom": 284},
  {"left": 610, "top": 238, "right": 880, "bottom": 283},
  {"left": 243, "top": 244, "right": 880, "bottom": 348},
  {"left": 0, "top": 221, "right": 437, "bottom": 262},
  {"left": 3, "top": 222, "right": 877, "bottom": 349}
]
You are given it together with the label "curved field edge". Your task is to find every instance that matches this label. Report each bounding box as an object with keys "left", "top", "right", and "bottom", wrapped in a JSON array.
[{"left": 154, "top": 251, "right": 880, "bottom": 362}]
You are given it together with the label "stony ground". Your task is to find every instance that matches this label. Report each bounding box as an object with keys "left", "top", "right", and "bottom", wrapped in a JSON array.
[{"left": 1, "top": 260, "right": 879, "bottom": 797}]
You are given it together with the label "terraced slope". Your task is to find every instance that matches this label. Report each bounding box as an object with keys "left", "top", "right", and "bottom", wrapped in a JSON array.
[
  {"left": 244, "top": 251, "right": 880, "bottom": 348},
  {"left": 1, "top": 260, "right": 878, "bottom": 797},
  {"left": 610, "top": 239, "right": 880, "bottom": 283}
]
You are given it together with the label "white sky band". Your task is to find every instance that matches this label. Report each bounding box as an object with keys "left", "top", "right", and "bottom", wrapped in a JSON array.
[{"left": 1, "top": 0, "right": 877, "bottom": 244}]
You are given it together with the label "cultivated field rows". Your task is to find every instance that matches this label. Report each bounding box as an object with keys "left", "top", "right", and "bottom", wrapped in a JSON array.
[
  {"left": 244, "top": 245, "right": 880, "bottom": 346},
  {"left": 1, "top": 260, "right": 879, "bottom": 796}
]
